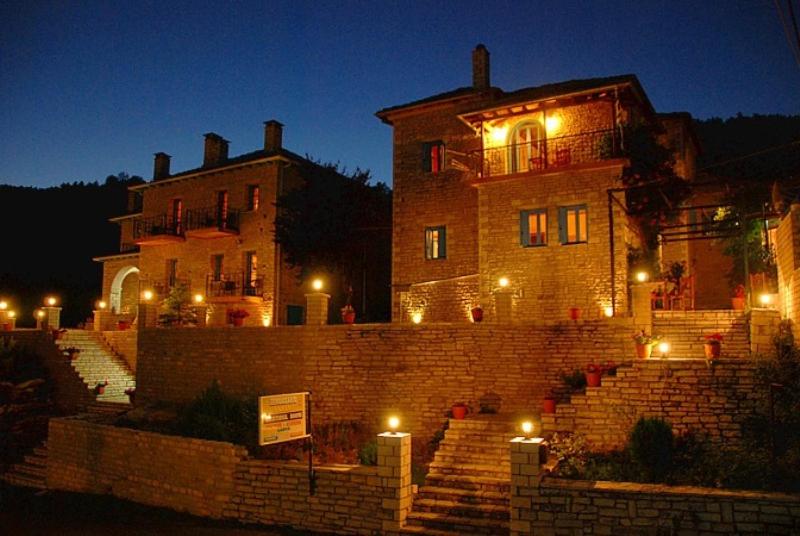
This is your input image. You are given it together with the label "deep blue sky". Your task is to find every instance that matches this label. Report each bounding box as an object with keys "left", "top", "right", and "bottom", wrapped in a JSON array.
[{"left": 1, "top": 0, "right": 798, "bottom": 188}]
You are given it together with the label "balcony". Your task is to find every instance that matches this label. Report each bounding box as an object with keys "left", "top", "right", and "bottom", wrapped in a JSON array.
[
  {"left": 472, "top": 128, "right": 621, "bottom": 181},
  {"left": 132, "top": 214, "right": 184, "bottom": 245},
  {"left": 185, "top": 206, "right": 240, "bottom": 238},
  {"left": 206, "top": 273, "right": 263, "bottom": 300}
]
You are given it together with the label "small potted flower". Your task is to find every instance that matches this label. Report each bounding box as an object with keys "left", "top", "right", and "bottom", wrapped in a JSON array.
[
  {"left": 470, "top": 306, "right": 484, "bottom": 323},
  {"left": 227, "top": 308, "right": 249, "bottom": 327},
  {"left": 632, "top": 330, "right": 660, "bottom": 359},
  {"left": 125, "top": 387, "right": 136, "bottom": 403},
  {"left": 704, "top": 333, "right": 723, "bottom": 360},
  {"left": 731, "top": 284, "right": 745, "bottom": 311},
  {"left": 63, "top": 346, "right": 80, "bottom": 360},
  {"left": 341, "top": 304, "right": 356, "bottom": 324},
  {"left": 451, "top": 402, "right": 469, "bottom": 420},
  {"left": 542, "top": 394, "right": 556, "bottom": 414},
  {"left": 585, "top": 363, "right": 602, "bottom": 387},
  {"left": 95, "top": 379, "right": 109, "bottom": 396},
  {"left": 568, "top": 307, "right": 582, "bottom": 320}
]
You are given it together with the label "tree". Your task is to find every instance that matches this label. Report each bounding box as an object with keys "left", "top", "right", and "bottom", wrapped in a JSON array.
[{"left": 274, "top": 162, "right": 392, "bottom": 322}]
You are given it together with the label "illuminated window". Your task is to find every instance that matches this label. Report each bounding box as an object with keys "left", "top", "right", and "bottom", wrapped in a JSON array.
[
  {"left": 520, "top": 209, "right": 547, "bottom": 247},
  {"left": 509, "top": 121, "right": 543, "bottom": 173},
  {"left": 171, "top": 199, "right": 183, "bottom": 233},
  {"left": 425, "top": 226, "right": 447, "bottom": 259},
  {"left": 211, "top": 254, "right": 223, "bottom": 281},
  {"left": 247, "top": 185, "right": 260, "bottom": 211},
  {"left": 422, "top": 141, "right": 445, "bottom": 173},
  {"left": 558, "top": 205, "right": 588, "bottom": 244},
  {"left": 217, "top": 191, "right": 228, "bottom": 227},
  {"left": 245, "top": 251, "right": 258, "bottom": 295}
]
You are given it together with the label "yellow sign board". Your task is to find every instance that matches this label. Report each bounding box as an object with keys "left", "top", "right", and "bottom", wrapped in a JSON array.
[{"left": 258, "top": 392, "right": 310, "bottom": 446}]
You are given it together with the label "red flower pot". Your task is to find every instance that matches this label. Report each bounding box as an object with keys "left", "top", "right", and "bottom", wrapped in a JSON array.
[
  {"left": 96, "top": 385, "right": 106, "bottom": 395},
  {"left": 731, "top": 297, "right": 745, "bottom": 311},
  {"left": 451, "top": 404, "right": 468, "bottom": 420},
  {"left": 585, "top": 371, "right": 602, "bottom": 388},
  {"left": 542, "top": 397, "right": 556, "bottom": 414},
  {"left": 704, "top": 341, "right": 721, "bottom": 360},
  {"left": 118, "top": 320, "right": 130, "bottom": 331},
  {"left": 2, "top": 323, "right": 11, "bottom": 332},
  {"left": 342, "top": 311, "right": 356, "bottom": 324},
  {"left": 470, "top": 307, "right": 483, "bottom": 323},
  {"left": 568, "top": 307, "right": 581, "bottom": 320},
  {"left": 232, "top": 316, "right": 245, "bottom": 327}
]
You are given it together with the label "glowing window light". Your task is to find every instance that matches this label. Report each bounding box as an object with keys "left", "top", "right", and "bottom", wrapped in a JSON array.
[
  {"left": 411, "top": 312, "right": 422, "bottom": 324},
  {"left": 388, "top": 416, "right": 400, "bottom": 433},
  {"left": 635, "top": 271, "right": 648, "bottom": 283},
  {"left": 312, "top": 279, "right": 323, "bottom": 291},
  {"left": 498, "top": 277, "right": 510, "bottom": 288}
]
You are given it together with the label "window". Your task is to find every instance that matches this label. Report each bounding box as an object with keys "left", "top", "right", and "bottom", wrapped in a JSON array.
[
  {"left": 558, "top": 205, "right": 588, "bottom": 244},
  {"left": 509, "top": 121, "right": 543, "bottom": 173},
  {"left": 171, "top": 199, "right": 183, "bottom": 233},
  {"left": 244, "top": 251, "right": 258, "bottom": 295},
  {"left": 422, "top": 141, "right": 445, "bottom": 173},
  {"left": 211, "top": 254, "right": 224, "bottom": 281},
  {"left": 247, "top": 184, "right": 260, "bottom": 211},
  {"left": 520, "top": 209, "right": 547, "bottom": 247},
  {"left": 216, "top": 191, "right": 228, "bottom": 227},
  {"left": 166, "top": 259, "right": 178, "bottom": 288},
  {"left": 425, "top": 226, "right": 446, "bottom": 259}
]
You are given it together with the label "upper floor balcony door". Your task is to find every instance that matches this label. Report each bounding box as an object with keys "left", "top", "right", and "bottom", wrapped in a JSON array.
[{"left": 509, "top": 121, "right": 544, "bottom": 174}]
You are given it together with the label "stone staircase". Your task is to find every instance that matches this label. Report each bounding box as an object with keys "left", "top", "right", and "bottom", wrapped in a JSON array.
[
  {"left": 56, "top": 330, "right": 135, "bottom": 403},
  {"left": 652, "top": 310, "right": 750, "bottom": 358},
  {"left": 402, "top": 417, "right": 515, "bottom": 536},
  {"left": 1, "top": 441, "right": 48, "bottom": 490}
]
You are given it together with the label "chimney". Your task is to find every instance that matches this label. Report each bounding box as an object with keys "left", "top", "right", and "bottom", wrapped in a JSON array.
[
  {"left": 264, "top": 120, "right": 284, "bottom": 152},
  {"left": 472, "top": 44, "right": 490, "bottom": 90},
  {"left": 203, "top": 133, "right": 229, "bottom": 167},
  {"left": 153, "top": 152, "right": 171, "bottom": 180}
]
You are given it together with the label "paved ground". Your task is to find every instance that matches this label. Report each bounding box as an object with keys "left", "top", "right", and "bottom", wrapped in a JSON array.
[{"left": 0, "top": 484, "right": 322, "bottom": 535}]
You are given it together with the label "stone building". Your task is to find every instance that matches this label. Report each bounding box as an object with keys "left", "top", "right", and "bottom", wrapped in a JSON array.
[
  {"left": 377, "top": 45, "right": 700, "bottom": 323},
  {"left": 94, "top": 120, "right": 329, "bottom": 327}
]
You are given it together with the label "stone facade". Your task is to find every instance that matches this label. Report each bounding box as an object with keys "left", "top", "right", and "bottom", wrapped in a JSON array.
[
  {"left": 776, "top": 204, "right": 800, "bottom": 326},
  {"left": 652, "top": 309, "right": 751, "bottom": 359}
]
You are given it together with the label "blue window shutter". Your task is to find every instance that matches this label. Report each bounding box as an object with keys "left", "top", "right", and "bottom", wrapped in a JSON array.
[
  {"left": 558, "top": 208, "right": 567, "bottom": 244},
  {"left": 520, "top": 211, "right": 530, "bottom": 246},
  {"left": 439, "top": 227, "right": 446, "bottom": 258}
]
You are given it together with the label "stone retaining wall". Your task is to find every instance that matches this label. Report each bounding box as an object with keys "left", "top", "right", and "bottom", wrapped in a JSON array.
[
  {"left": 513, "top": 476, "right": 800, "bottom": 535},
  {"left": 101, "top": 330, "right": 138, "bottom": 372}
]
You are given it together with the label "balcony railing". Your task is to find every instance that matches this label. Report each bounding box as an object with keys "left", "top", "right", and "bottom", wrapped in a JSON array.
[
  {"left": 185, "top": 206, "right": 240, "bottom": 234},
  {"left": 473, "top": 128, "right": 620, "bottom": 179},
  {"left": 132, "top": 214, "right": 183, "bottom": 241},
  {"left": 119, "top": 242, "right": 140, "bottom": 254},
  {"left": 206, "top": 273, "right": 263, "bottom": 298}
]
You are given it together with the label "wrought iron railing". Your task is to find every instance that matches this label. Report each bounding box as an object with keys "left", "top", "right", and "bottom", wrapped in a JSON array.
[
  {"left": 473, "top": 128, "right": 620, "bottom": 178},
  {"left": 132, "top": 214, "right": 183, "bottom": 239},
  {"left": 206, "top": 273, "right": 262, "bottom": 298},
  {"left": 185, "top": 205, "right": 240, "bottom": 233},
  {"left": 119, "top": 242, "right": 140, "bottom": 253}
]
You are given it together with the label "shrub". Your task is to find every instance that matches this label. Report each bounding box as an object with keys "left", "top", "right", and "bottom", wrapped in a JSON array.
[
  {"left": 628, "top": 417, "right": 674, "bottom": 482},
  {"left": 176, "top": 380, "right": 257, "bottom": 448},
  {"left": 561, "top": 369, "right": 587, "bottom": 392},
  {"left": 358, "top": 440, "right": 378, "bottom": 465}
]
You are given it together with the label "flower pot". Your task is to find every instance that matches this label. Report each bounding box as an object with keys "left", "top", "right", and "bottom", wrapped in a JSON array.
[
  {"left": 2, "top": 323, "right": 11, "bottom": 332},
  {"left": 704, "top": 341, "right": 721, "bottom": 360},
  {"left": 342, "top": 311, "right": 356, "bottom": 324},
  {"left": 451, "top": 405, "right": 468, "bottom": 420},
  {"left": 96, "top": 385, "right": 106, "bottom": 395},
  {"left": 635, "top": 343, "right": 652, "bottom": 359},
  {"left": 731, "top": 297, "right": 745, "bottom": 310},
  {"left": 118, "top": 320, "right": 130, "bottom": 331},
  {"left": 542, "top": 397, "right": 556, "bottom": 414},
  {"left": 585, "top": 371, "right": 602, "bottom": 388},
  {"left": 470, "top": 307, "right": 483, "bottom": 323},
  {"left": 232, "top": 316, "right": 245, "bottom": 327},
  {"left": 568, "top": 307, "right": 582, "bottom": 320}
]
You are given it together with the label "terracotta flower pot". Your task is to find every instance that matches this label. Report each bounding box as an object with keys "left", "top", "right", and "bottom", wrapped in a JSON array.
[
  {"left": 704, "top": 341, "right": 721, "bottom": 359},
  {"left": 470, "top": 307, "right": 484, "bottom": 323},
  {"left": 731, "top": 297, "right": 745, "bottom": 310},
  {"left": 118, "top": 320, "right": 130, "bottom": 331},
  {"left": 96, "top": 385, "right": 106, "bottom": 395},
  {"left": 568, "top": 307, "right": 582, "bottom": 320},
  {"left": 542, "top": 397, "right": 556, "bottom": 414},
  {"left": 585, "top": 371, "right": 602, "bottom": 388},
  {"left": 635, "top": 343, "right": 652, "bottom": 359},
  {"left": 2, "top": 323, "right": 11, "bottom": 332},
  {"left": 232, "top": 316, "right": 245, "bottom": 327},
  {"left": 342, "top": 311, "right": 356, "bottom": 324},
  {"left": 451, "top": 405, "right": 468, "bottom": 420}
]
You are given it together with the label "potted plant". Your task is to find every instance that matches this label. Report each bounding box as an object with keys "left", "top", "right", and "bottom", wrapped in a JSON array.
[
  {"left": 585, "top": 363, "right": 602, "bottom": 387},
  {"left": 341, "top": 304, "right": 356, "bottom": 324},
  {"left": 704, "top": 333, "right": 723, "bottom": 360},
  {"left": 125, "top": 387, "right": 136, "bottom": 403},
  {"left": 63, "top": 346, "right": 80, "bottom": 360},
  {"left": 451, "top": 402, "right": 469, "bottom": 420},
  {"left": 542, "top": 394, "right": 557, "bottom": 414},
  {"left": 95, "top": 379, "right": 109, "bottom": 395},
  {"left": 731, "top": 284, "right": 745, "bottom": 310},
  {"left": 568, "top": 307, "right": 582, "bottom": 320},
  {"left": 118, "top": 319, "right": 130, "bottom": 331},
  {"left": 632, "top": 330, "right": 660, "bottom": 359},
  {"left": 227, "top": 308, "right": 249, "bottom": 327},
  {"left": 470, "top": 306, "right": 484, "bottom": 323},
  {"left": 52, "top": 328, "right": 67, "bottom": 340}
]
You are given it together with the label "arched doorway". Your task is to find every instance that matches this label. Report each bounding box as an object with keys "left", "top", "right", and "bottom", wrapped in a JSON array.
[
  {"left": 508, "top": 121, "right": 544, "bottom": 173},
  {"left": 110, "top": 266, "right": 140, "bottom": 316}
]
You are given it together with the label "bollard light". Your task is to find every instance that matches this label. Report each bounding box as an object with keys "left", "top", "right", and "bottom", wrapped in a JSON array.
[
  {"left": 98, "top": 300, "right": 107, "bottom": 310},
  {"left": 498, "top": 277, "right": 510, "bottom": 288},
  {"left": 603, "top": 306, "right": 614, "bottom": 318},
  {"left": 521, "top": 421, "right": 534, "bottom": 438},
  {"left": 635, "top": 271, "right": 648, "bottom": 283},
  {"left": 0, "top": 301, "right": 8, "bottom": 310},
  {"left": 45, "top": 296, "right": 57, "bottom": 306},
  {"left": 759, "top": 293, "right": 772, "bottom": 306},
  {"left": 658, "top": 341, "right": 670, "bottom": 358},
  {"left": 36, "top": 309, "right": 45, "bottom": 319},
  {"left": 388, "top": 416, "right": 400, "bottom": 434},
  {"left": 411, "top": 312, "right": 422, "bottom": 324},
  {"left": 312, "top": 278, "right": 323, "bottom": 291}
]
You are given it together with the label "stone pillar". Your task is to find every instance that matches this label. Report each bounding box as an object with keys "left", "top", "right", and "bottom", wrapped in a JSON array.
[
  {"left": 0, "top": 311, "right": 15, "bottom": 331},
  {"left": 377, "top": 432, "right": 412, "bottom": 532},
  {"left": 137, "top": 302, "right": 158, "bottom": 330},
  {"left": 510, "top": 436, "right": 548, "bottom": 536},
  {"left": 494, "top": 290, "right": 514, "bottom": 324},
  {"left": 305, "top": 293, "right": 330, "bottom": 325},
  {"left": 41, "top": 306, "right": 62, "bottom": 331},
  {"left": 631, "top": 282, "right": 658, "bottom": 333},
  {"left": 194, "top": 305, "right": 208, "bottom": 327},
  {"left": 749, "top": 308, "right": 781, "bottom": 356},
  {"left": 93, "top": 310, "right": 113, "bottom": 331}
]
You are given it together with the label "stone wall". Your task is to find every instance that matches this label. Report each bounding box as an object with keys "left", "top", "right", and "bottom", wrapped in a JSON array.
[
  {"left": 541, "top": 359, "right": 762, "bottom": 450},
  {"left": 513, "top": 476, "right": 800, "bottom": 535},
  {"left": 137, "top": 321, "right": 638, "bottom": 439},
  {"left": 101, "top": 330, "right": 138, "bottom": 372},
  {"left": 652, "top": 310, "right": 750, "bottom": 358},
  {"left": 776, "top": 204, "right": 800, "bottom": 326},
  {"left": 401, "top": 274, "right": 480, "bottom": 323}
]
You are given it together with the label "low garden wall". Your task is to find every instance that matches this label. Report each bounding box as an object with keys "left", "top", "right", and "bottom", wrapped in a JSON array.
[
  {"left": 514, "top": 476, "right": 800, "bottom": 535},
  {"left": 136, "top": 321, "right": 639, "bottom": 439},
  {"left": 541, "top": 359, "right": 763, "bottom": 449}
]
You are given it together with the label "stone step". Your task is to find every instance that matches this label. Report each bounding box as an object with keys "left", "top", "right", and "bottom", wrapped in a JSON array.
[
  {"left": 1, "top": 472, "right": 46, "bottom": 490},
  {"left": 399, "top": 525, "right": 465, "bottom": 536},
  {"left": 11, "top": 461, "right": 46, "bottom": 479},
  {"left": 424, "top": 473, "right": 510, "bottom": 493},
  {"left": 433, "top": 453, "right": 512, "bottom": 468},
  {"left": 416, "top": 486, "right": 508, "bottom": 507},
  {"left": 406, "top": 511, "right": 509, "bottom": 535},
  {"left": 24, "top": 453, "right": 48, "bottom": 467},
  {"left": 429, "top": 462, "right": 509, "bottom": 479},
  {"left": 447, "top": 419, "right": 517, "bottom": 432},
  {"left": 436, "top": 443, "right": 510, "bottom": 456},
  {"left": 442, "top": 429, "right": 518, "bottom": 442},
  {"left": 412, "top": 497, "right": 509, "bottom": 519}
]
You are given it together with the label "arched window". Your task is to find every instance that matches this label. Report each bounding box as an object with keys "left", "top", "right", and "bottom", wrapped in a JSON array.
[{"left": 508, "top": 121, "right": 543, "bottom": 173}]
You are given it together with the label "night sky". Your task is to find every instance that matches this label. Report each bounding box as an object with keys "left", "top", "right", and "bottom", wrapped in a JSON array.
[{"left": 1, "top": 0, "right": 798, "bottom": 188}]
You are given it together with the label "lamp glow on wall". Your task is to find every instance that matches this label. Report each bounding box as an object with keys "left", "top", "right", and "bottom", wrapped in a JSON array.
[
  {"left": 545, "top": 115, "right": 561, "bottom": 134},
  {"left": 498, "top": 277, "right": 510, "bottom": 289},
  {"left": 97, "top": 300, "right": 107, "bottom": 310},
  {"left": 488, "top": 124, "right": 508, "bottom": 144},
  {"left": 7, "top": 311, "right": 16, "bottom": 319},
  {"left": 521, "top": 420, "right": 534, "bottom": 439},
  {"left": 411, "top": 312, "right": 422, "bottom": 324},
  {"left": 262, "top": 315, "right": 272, "bottom": 327},
  {"left": 193, "top": 294, "right": 204, "bottom": 304},
  {"left": 142, "top": 290, "right": 154, "bottom": 301},
  {"left": 658, "top": 341, "right": 670, "bottom": 358},
  {"left": 35, "top": 310, "right": 44, "bottom": 319},
  {"left": 0, "top": 301, "right": 7, "bottom": 310},
  {"left": 603, "top": 306, "right": 614, "bottom": 318},
  {"left": 759, "top": 293, "right": 772, "bottom": 306}
]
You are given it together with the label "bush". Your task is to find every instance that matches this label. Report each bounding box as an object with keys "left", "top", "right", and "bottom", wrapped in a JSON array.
[
  {"left": 561, "top": 369, "right": 587, "bottom": 392},
  {"left": 628, "top": 417, "right": 674, "bottom": 482},
  {"left": 175, "top": 380, "right": 257, "bottom": 448},
  {"left": 358, "top": 440, "right": 378, "bottom": 465}
]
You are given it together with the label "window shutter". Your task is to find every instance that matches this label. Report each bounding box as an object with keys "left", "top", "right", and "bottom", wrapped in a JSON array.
[
  {"left": 520, "top": 211, "right": 530, "bottom": 246},
  {"left": 558, "top": 208, "right": 567, "bottom": 244},
  {"left": 422, "top": 143, "right": 431, "bottom": 172},
  {"left": 439, "top": 228, "right": 446, "bottom": 258}
]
